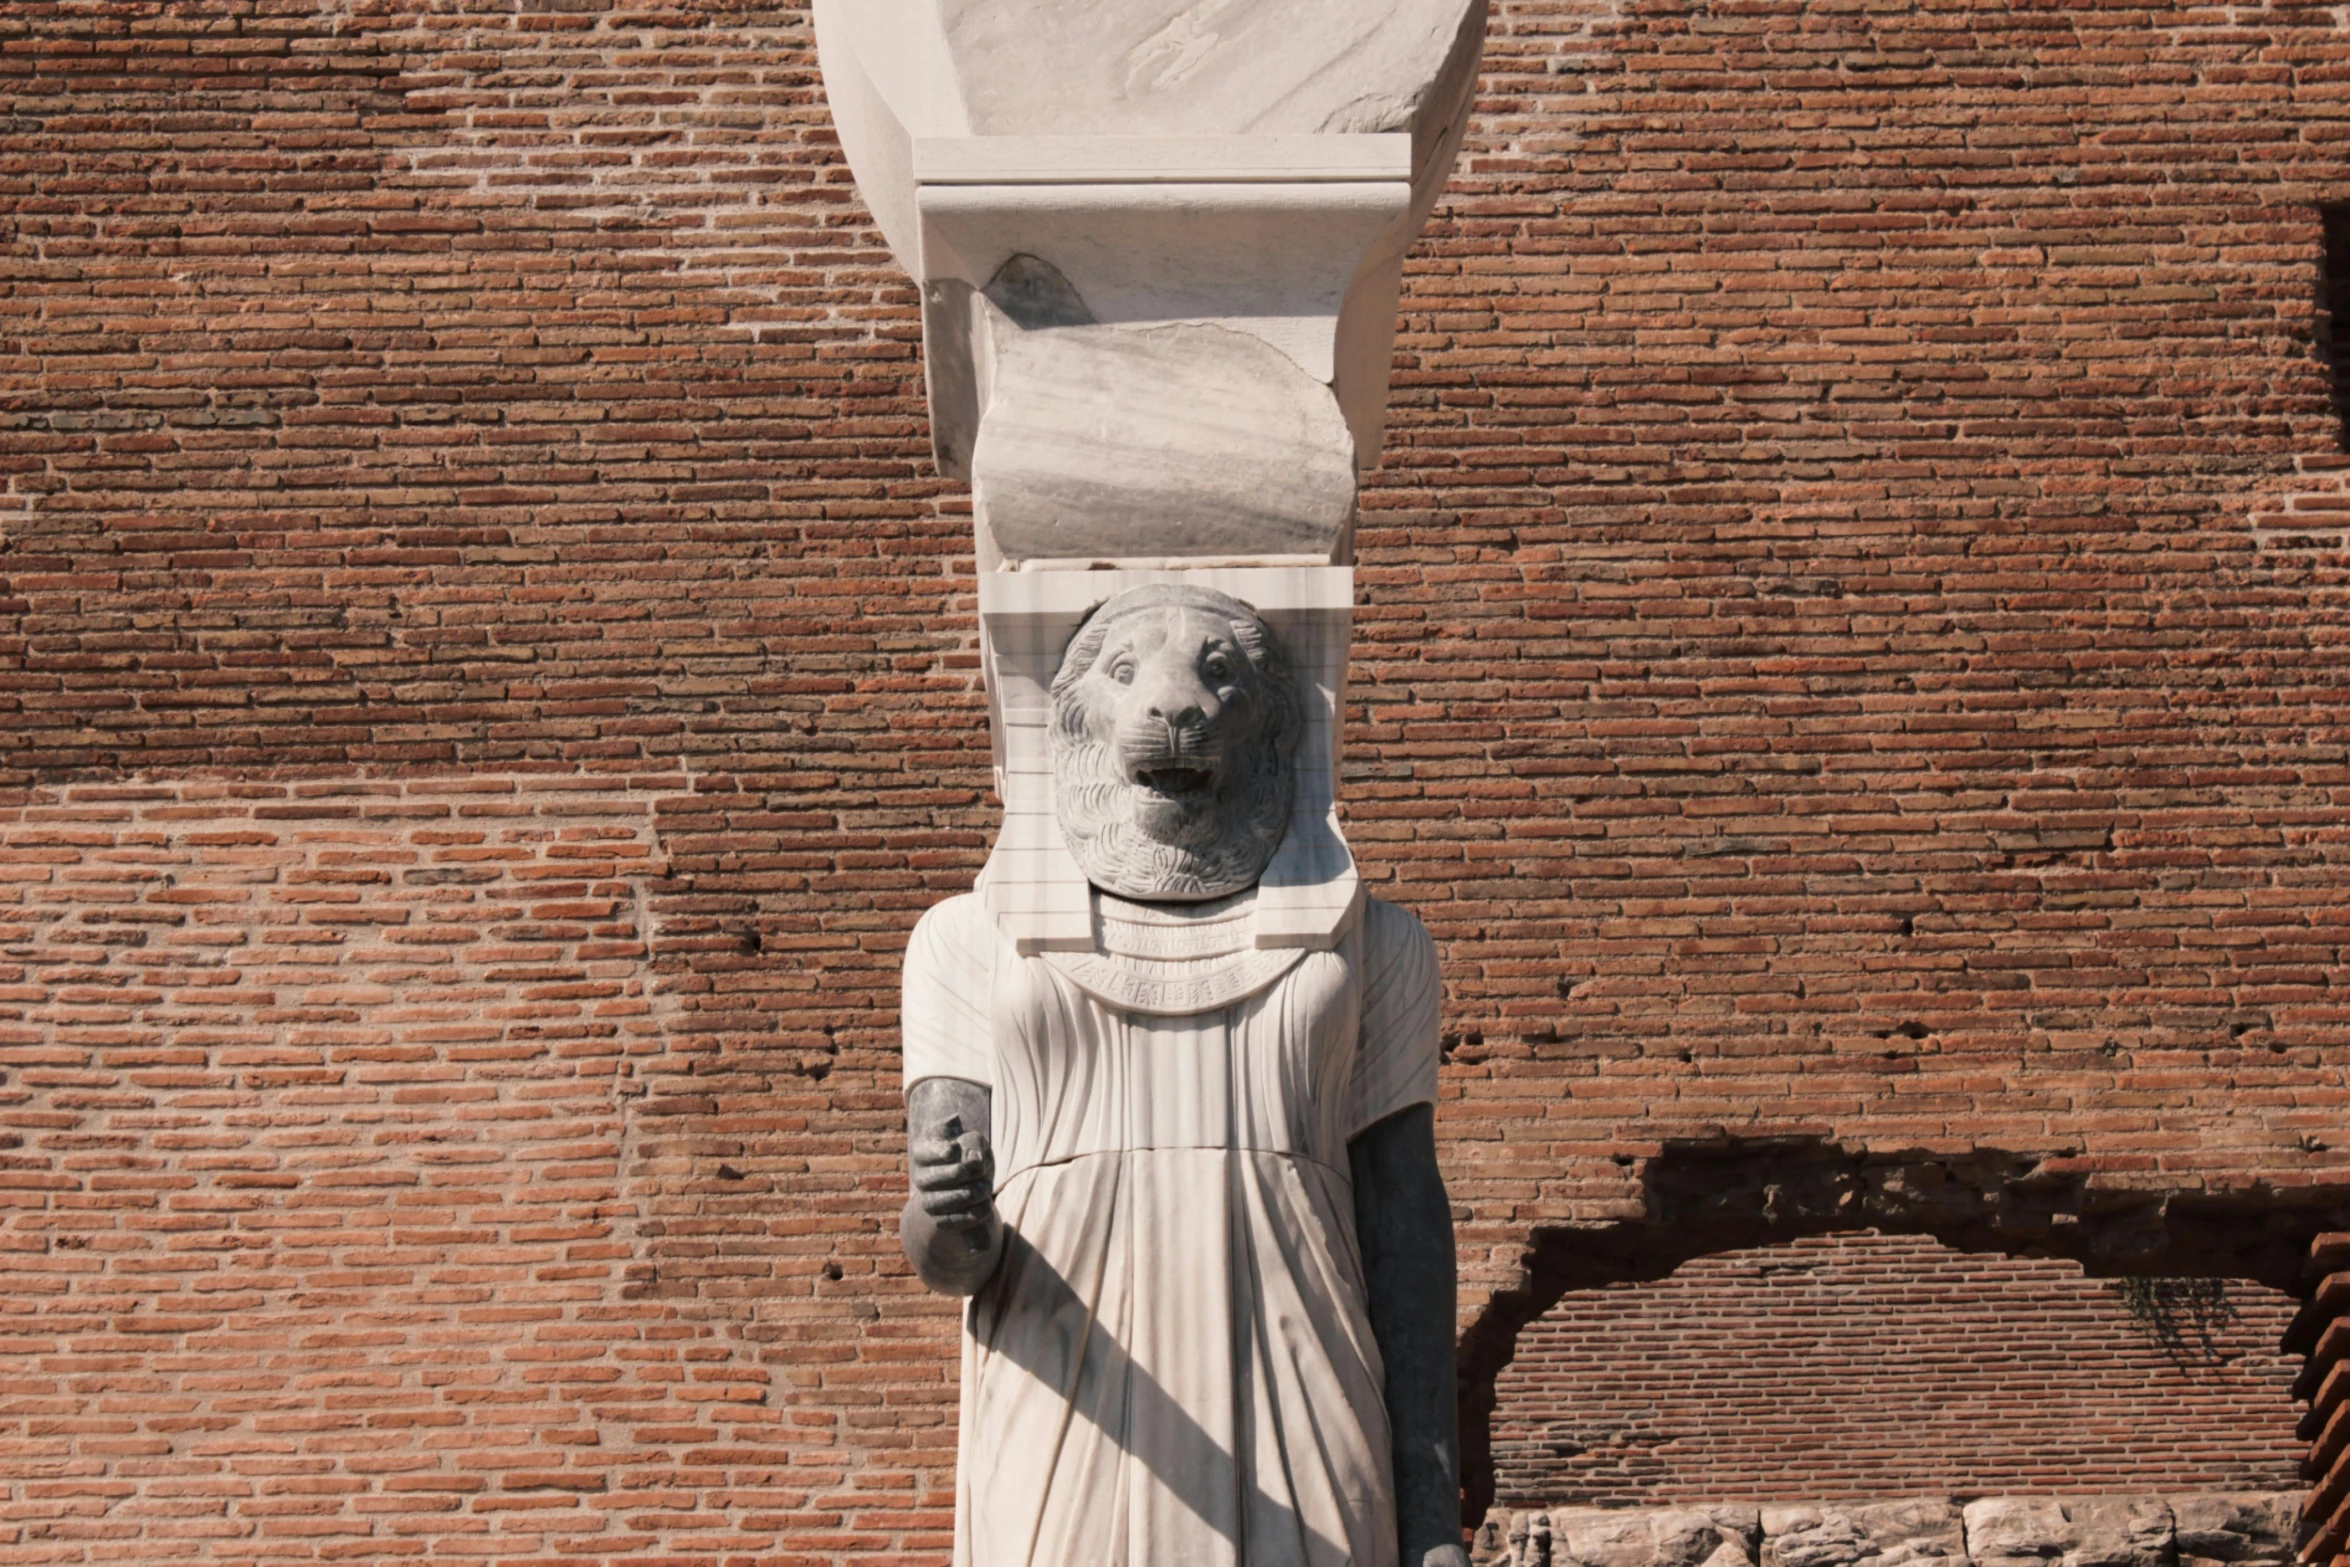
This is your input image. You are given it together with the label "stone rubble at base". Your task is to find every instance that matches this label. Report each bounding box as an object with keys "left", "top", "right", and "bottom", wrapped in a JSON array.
[{"left": 1473, "top": 1497, "right": 2304, "bottom": 1567}]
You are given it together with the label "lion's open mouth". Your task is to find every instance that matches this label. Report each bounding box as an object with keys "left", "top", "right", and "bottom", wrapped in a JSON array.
[{"left": 1133, "top": 764, "right": 1214, "bottom": 798}]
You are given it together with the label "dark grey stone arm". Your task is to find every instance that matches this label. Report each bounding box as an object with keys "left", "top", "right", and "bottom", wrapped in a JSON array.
[
  {"left": 901, "top": 1075, "right": 1005, "bottom": 1297},
  {"left": 1350, "top": 1100, "right": 1468, "bottom": 1567}
]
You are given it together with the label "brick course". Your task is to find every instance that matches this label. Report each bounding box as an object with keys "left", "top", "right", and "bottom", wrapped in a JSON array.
[{"left": 6, "top": 0, "right": 2350, "bottom": 1558}]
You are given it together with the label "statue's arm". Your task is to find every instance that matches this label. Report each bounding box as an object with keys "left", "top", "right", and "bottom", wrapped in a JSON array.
[
  {"left": 1350, "top": 1101, "right": 1467, "bottom": 1567},
  {"left": 901, "top": 1075, "right": 1004, "bottom": 1296}
]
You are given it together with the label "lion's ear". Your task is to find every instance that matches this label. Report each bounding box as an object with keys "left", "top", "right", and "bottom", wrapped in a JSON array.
[
  {"left": 1231, "top": 621, "right": 1302, "bottom": 753},
  {"left": 1051, "top": 614, "right": 1113, "bottom": 699}
]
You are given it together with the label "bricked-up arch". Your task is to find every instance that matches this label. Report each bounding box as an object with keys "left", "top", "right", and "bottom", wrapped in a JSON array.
[
  {"left": 1456, "top": 1137, "right": 2350, "bottom": 1526},
  {"left": 1485, "top": 1233, "right": 2303, "bottom": 1506}
]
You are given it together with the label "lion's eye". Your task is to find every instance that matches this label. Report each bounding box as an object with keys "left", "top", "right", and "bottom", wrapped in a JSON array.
[
  {"left": 1204, "top": 657, "right": 1231, "bottom": 682},
  {"left": 1110, "top": 662, "right": 1135, "bottom": 685}
]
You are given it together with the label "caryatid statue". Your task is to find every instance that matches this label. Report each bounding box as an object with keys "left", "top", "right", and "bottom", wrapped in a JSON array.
[
  {"left": 810, "top": 3, "right": 1489, "bottom": 1563},
  {"left": 901, "top": 583, "right": 1458, "bottom": 1567}
]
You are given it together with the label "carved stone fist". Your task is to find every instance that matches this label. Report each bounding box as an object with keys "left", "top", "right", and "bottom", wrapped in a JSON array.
[
  {"left": 901, "top": 1077, "right": 1005, "bottom": 1297},
  {"left": 912, "top": 1115, "right": 997, "bottom": 1235}
]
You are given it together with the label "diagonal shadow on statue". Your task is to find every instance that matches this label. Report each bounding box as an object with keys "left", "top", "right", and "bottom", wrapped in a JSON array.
[{"left": 968, "top": 1222, "right": 1349, "bottom": 1562}]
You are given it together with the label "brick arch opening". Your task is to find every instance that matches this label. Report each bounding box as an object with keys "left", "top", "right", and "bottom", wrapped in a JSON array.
[
  {"left": 1456, "top": 1137, "right": 2350, "bottom": 1528},
  {"left": 1485, "top": 1231, "right": 2300, "bottom": 1507}
]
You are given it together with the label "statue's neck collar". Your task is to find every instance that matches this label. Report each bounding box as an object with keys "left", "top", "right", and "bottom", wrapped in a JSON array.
[{"left": 1035, "top": 886, "right": 1307, "bottom": 1017}]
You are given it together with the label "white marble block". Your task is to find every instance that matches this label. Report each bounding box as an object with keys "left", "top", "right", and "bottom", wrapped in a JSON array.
[{"left": 971, "top": 318, "right": 1359, "bottom": 569}]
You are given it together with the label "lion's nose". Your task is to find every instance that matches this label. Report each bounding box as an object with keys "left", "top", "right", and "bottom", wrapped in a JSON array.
[{"left": 1145, "top": 686, "right": 1216, "bottom": 730}]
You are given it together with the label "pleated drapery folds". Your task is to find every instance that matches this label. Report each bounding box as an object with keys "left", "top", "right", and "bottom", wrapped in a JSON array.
[{"left": 902, "top": 894, "right": 1442, "bottom": 1567}]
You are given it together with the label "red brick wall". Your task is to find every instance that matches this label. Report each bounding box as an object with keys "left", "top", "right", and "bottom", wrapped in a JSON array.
[
  {"left": 6, "top": 0, "right": 2350, "bottom": 1559},
  {"left": 1491, "top": 1230, "right": 2302, "bottom": 1507},
  {"left": 0, "top": 776, "right": 971, "bottom": 1561}
]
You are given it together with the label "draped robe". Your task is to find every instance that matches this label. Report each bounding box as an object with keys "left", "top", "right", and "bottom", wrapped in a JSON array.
[{"left": 901, "top": 891, "right": 1442, "bottom": 1567}]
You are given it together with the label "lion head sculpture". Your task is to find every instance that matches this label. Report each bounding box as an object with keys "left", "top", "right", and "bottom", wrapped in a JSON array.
[{"left": 1048, "top": 584, "right": 1301, "bottom": 902}]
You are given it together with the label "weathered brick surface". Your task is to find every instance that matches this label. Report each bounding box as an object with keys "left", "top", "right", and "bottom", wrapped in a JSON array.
[
  {"left": 2294, "top": 1234, "right": 2350, "bottom": 1566},
  {"left": 6, "top": 0, "right": 2350, "bottom": 1555},
  {"left": 1492, "top": 1231, "right": 2301, "bottom": 1505},
  {"left": 0, "top": 777, "right": 972, "bottom": 1563}
]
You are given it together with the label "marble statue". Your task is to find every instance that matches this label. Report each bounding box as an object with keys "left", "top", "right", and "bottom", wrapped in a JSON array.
[
  {"left": 899, "top": 584, "right": 1465, "bottom": 1567},
  {"left": 807, "top": 2, "right": 1488, "bottom": 1559}
]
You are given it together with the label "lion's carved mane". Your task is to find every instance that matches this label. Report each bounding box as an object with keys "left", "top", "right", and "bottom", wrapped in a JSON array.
[{"left": 1048, "top": 585, "right": 1300, "bottom": 902}]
